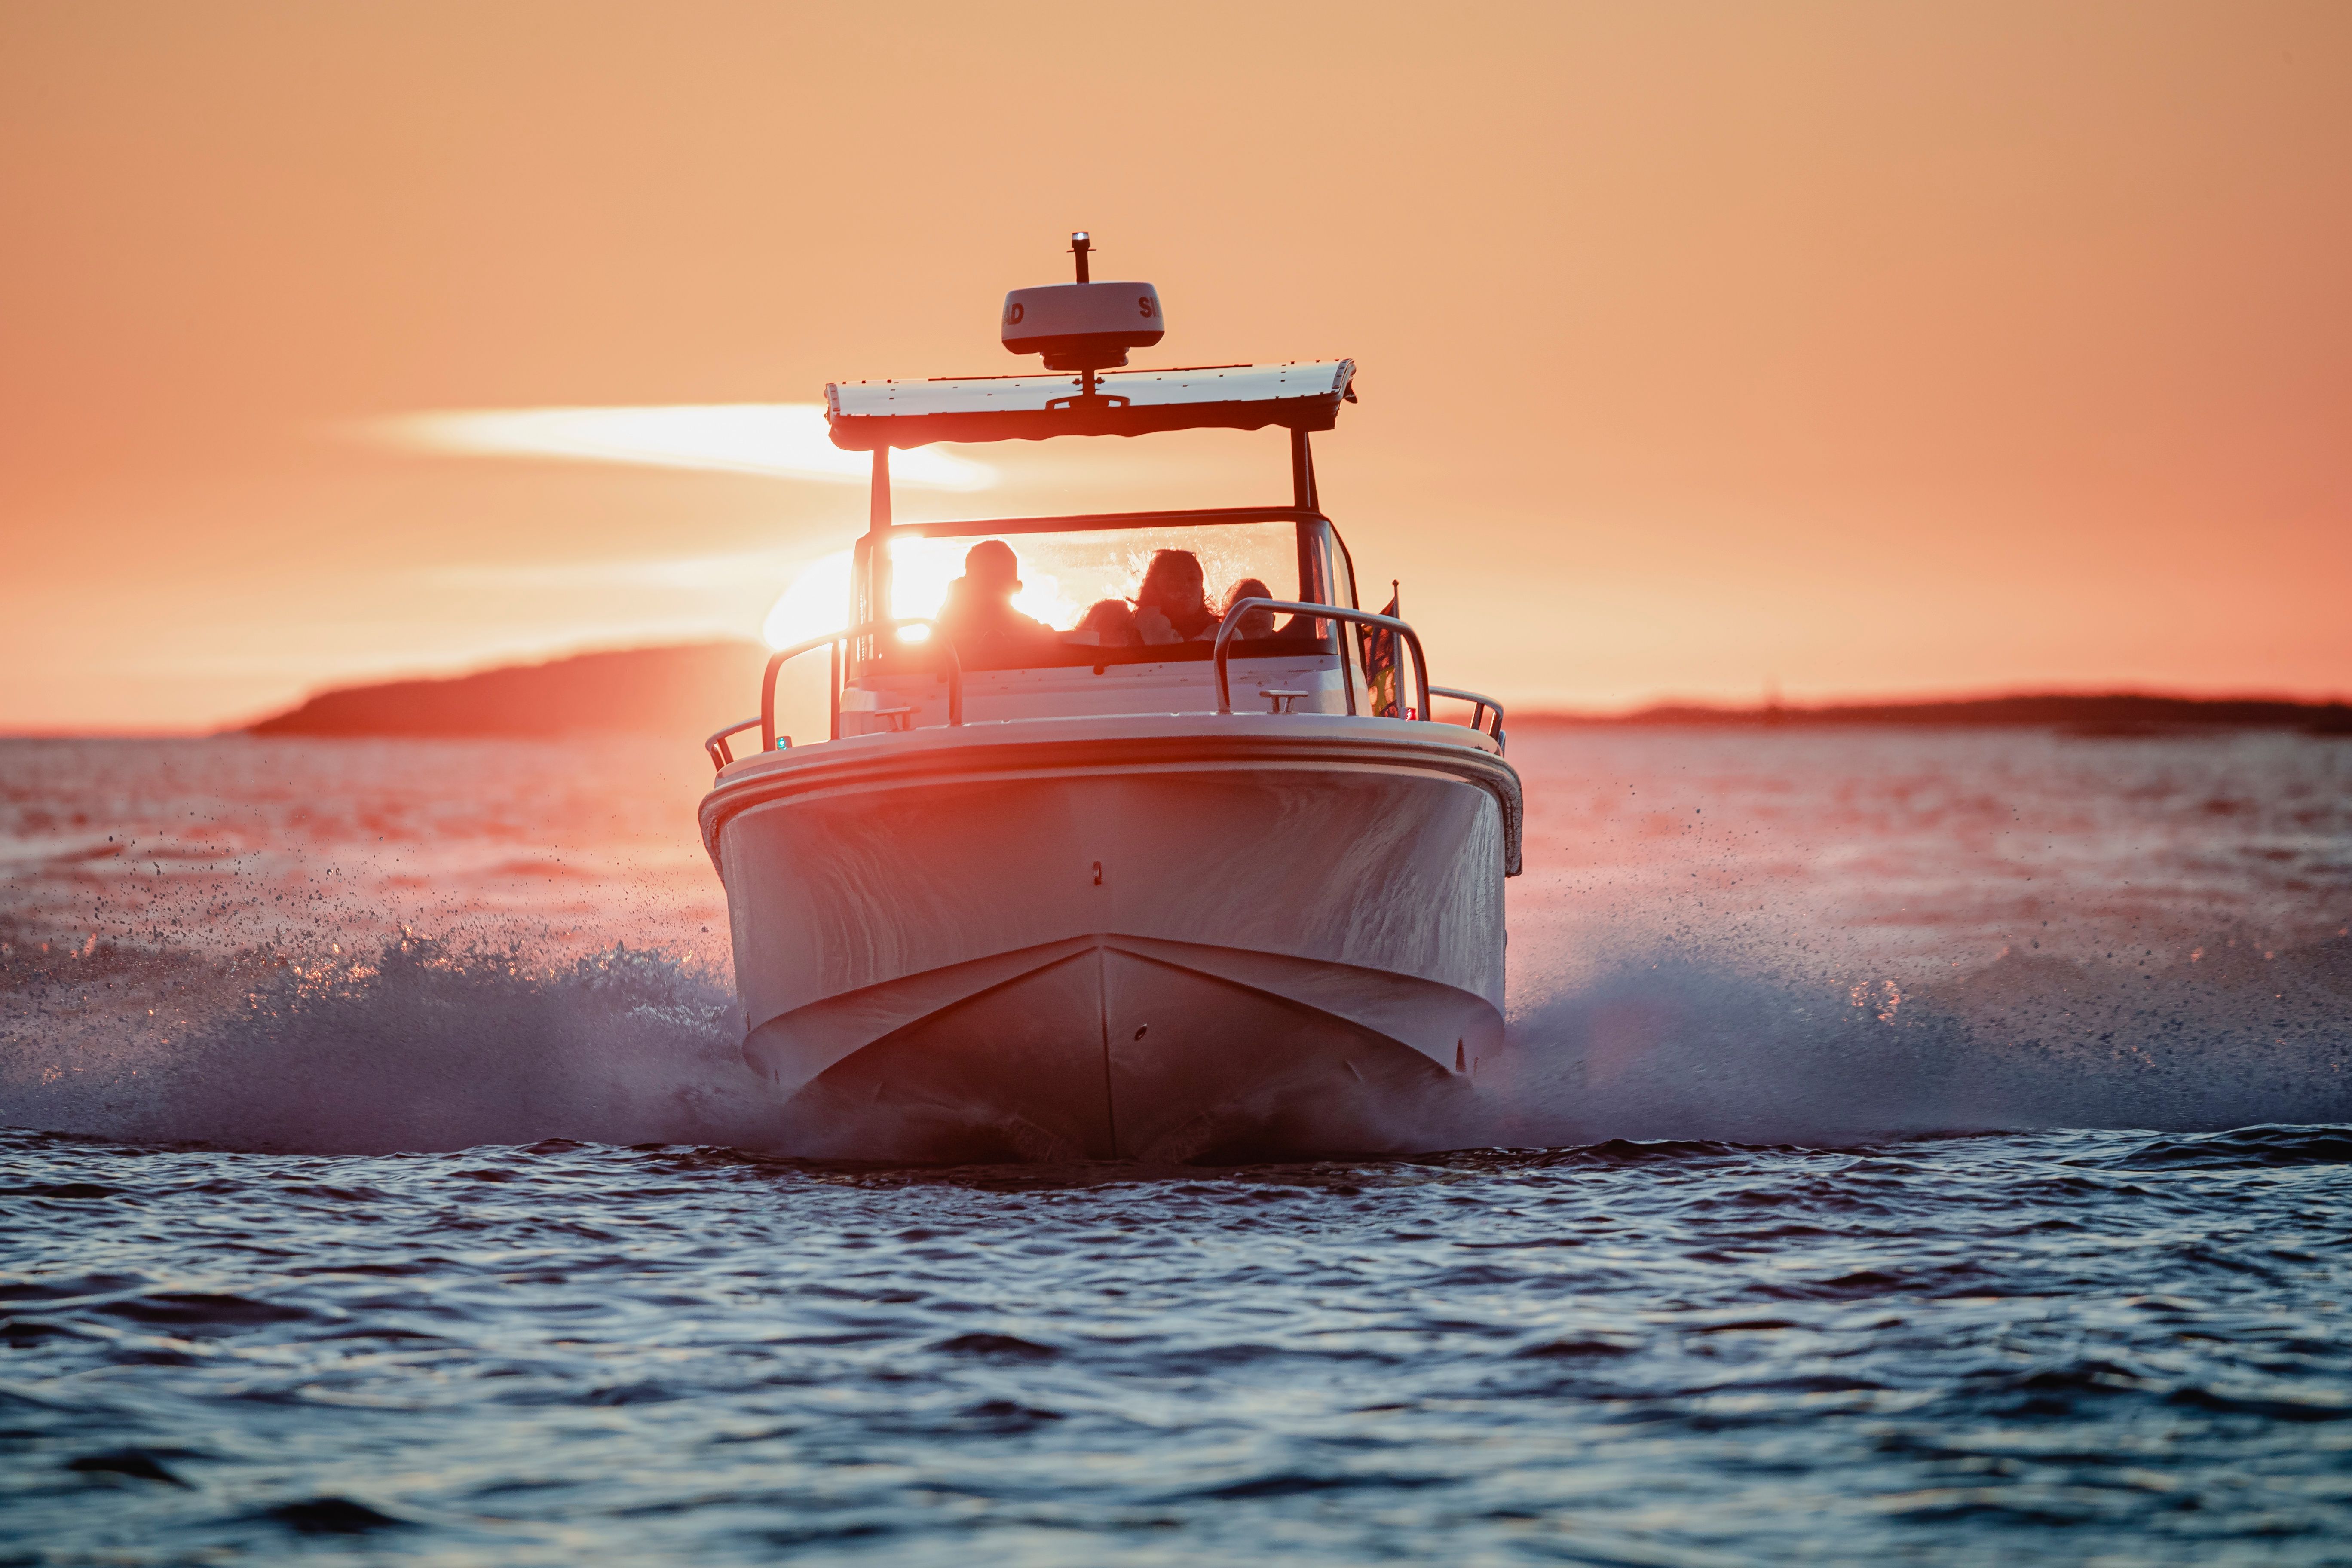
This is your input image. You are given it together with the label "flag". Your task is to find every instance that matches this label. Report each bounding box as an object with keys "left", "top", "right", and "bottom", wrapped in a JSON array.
[{"left": 1360, "top": 587, "right": 1401, "bottom": 718}]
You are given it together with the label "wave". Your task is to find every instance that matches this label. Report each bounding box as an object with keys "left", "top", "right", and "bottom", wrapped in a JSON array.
[{"left": 2094, "top": 1124, "right": 2352, "bottom": 1169}]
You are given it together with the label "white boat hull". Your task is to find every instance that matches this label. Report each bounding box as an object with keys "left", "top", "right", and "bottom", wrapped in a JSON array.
[{"left": 701, "top": 714, "right": 1520, "bottom": 1161}]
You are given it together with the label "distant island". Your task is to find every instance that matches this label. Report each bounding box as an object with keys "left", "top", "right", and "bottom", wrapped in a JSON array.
[
  {"left": 242, "top": 641, "right": 770, "bottom": 738},
  {"left": 1522, "top": 692, "right": 2352, "bottom": 736},
  {"left": 240, "top": 642, "right": 2351, "bottom": 739}
]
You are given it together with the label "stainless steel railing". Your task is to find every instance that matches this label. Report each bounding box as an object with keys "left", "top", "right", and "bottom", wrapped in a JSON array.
[
  {"left": 718, "top": 619, "right": 961, "bottom": 768},
  {"left": 1428, "top": 686, "right": 1506, "bottom": 750},
  {"left": 712, "top": 607, "right": 1487, "bottom": 771},
  {"left": 1212, "top": 600, "right": 1430, "bottom": 721},
  {"left": 704, "top": 717, "right": 765, "bottom": 770}
]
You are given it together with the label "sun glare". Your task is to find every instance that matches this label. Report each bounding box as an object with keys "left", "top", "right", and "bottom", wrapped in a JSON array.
[
  {"left": 761, "top": 551, "right": 854, "bottom": 649},
  {"left": 373, "top": 405, "right": 992, "bottom": 491},
  {"left": 759, "top": 539, "right": 1083, "bottom": 652},
  {"left": 887, "top": 537, "right": 1080, "bottom": 630}
]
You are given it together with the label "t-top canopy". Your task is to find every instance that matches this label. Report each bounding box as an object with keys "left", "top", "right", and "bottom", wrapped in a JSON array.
[{"left": 825, "top": 361, "right": 1355, "bottom": 450}]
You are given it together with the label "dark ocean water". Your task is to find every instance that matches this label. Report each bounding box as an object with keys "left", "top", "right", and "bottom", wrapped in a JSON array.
[
  {"left": 3, "top": 730, "right": 2349, "bottom": 1561},
  {"left": 5, "top": 1125, "right": 2351, "bottom": 1565}
]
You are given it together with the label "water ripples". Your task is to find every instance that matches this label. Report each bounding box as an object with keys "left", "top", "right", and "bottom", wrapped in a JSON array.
[{"left": 6, "top": 1124, "right": 2349, "bottom": 1563}]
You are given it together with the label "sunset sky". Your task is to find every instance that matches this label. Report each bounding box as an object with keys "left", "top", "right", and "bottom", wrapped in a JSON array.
[{"left": 3, "top": 1, "right": 2347, "bottom": 732}]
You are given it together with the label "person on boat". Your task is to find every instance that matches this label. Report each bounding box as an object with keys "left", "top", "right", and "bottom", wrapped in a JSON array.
[
  {"left": 1132, "top": 550, "right": 1217, "bottom": 644},
  {"left": 1075, "top": 597, "right": 1139, "bottom": 646},
  {"left": 936, "top": 540, "right": 1052, "bottom": 662},
  {"left": 1218, "top": 577, "right": 1278, "bottom": 640}
]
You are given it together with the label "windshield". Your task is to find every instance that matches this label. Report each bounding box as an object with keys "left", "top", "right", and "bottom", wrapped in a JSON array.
[
  {"left": 888, "top": 521, "right": 1301, "bottom": 632},
  {"left": 851, "top": 518, "right": 1322, "bottom": 672}
]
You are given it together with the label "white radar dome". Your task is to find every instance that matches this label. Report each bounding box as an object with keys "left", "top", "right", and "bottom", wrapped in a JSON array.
[
  {"left": 1001, "top": 233, "right": 1163, "bottom": 372},
  {"left": 1001, "top": 281, "right": 1164, "bottom": 371}
]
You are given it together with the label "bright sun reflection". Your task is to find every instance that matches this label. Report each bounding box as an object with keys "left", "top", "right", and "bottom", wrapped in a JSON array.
[
  {"left": 759, "top": 539, "right": 1081, "bottom": 651},
  {"left": 371, "top": 404, "right": 992, "bottom": 491},
  {"left": 761, "top": 551, "right": 854, "bottom": 649},
  {"left": 888, "top": 537, "right": 1080, "bottom": 631}
]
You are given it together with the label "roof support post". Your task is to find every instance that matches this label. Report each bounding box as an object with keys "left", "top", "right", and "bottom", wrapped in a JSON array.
[
  {"left": 864, "top": 447, "right": 892, "bottom": 666},
  {"left": 1289, "top": 427, "right": 1319, "bottom": 512}
]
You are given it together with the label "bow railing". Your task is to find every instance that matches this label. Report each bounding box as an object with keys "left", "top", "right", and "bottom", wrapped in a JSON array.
[
  {"left": 702, "top": 620, "right": 965, "bottom": 772},
  {"left": 1428, "top": 686, "right": 1506, "bottom": 750},
  {"left": 704, "top": 717, "right": 766, "bottom": 770},
  {"left": 766, "top": 619, "right": 962, "bottom": 752},
  {"left": 710, "top": 607, "right": 1489, "bottom": 770},
  {"left": 1211, "top": 600, "right": 1429, "bottom": 721}
]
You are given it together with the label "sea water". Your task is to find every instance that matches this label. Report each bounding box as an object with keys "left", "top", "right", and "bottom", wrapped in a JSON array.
[{"left": 2, "top": 728, "right": 2347, "bottom": 1563}]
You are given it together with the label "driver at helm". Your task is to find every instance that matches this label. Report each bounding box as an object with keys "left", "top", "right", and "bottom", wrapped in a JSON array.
[{"left": 936, "top": 540, "right": 1052, "bottom": 658}]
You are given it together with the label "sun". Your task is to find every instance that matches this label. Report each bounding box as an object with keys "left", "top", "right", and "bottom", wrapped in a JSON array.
[
  {"left": 761, "top": 551, "right": 854, "bottom": 650},
  {"left": 761, "top": 539, "right": 1077, "bottom": 652}
]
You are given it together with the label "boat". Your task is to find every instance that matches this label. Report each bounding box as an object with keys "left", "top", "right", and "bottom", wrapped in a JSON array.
[{"left": 698, "top": 234, "right": 1521, "bottom": 1161}]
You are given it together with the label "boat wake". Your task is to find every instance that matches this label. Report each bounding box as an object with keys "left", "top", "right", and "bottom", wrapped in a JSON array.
[
  {"left": 3, "top": 919, "right": 2344, "bottom": 1156},
  {"left": 0, "top": 931, "right": 765, "bottom": 1155},
  {"left": 1486, "top": 935, "right": 2351, "bottom": 1146}
]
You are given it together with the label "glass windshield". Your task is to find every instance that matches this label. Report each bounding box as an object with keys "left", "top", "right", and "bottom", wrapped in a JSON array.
[
  {"left": 852, "top": 519, "right": 1323, "bottom": 671},
  {"left": 887, "top": 521, "right": 1301, "bottom": 632}
]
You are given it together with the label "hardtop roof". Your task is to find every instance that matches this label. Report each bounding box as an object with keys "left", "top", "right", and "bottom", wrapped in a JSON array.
[
  {"left": 826, "top": 361, "right": 1355, "bottom": 450},
  {"left": 880, "top": 505, "right": 1328, "bottom": 539}
]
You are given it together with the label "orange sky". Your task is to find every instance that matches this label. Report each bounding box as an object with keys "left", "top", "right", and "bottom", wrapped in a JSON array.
[{"left": 3, "top": 1, "right": 2347, "bottom": 732}]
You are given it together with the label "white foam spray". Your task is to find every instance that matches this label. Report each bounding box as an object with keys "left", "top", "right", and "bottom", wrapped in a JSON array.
[{"left": 3, "top": 918, "right": 2343, "bottom": 1157}]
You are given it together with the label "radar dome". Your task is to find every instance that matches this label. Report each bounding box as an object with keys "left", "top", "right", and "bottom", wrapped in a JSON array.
[{"left": 1001, "top": 232, "right": 1164, "bottom": 372}]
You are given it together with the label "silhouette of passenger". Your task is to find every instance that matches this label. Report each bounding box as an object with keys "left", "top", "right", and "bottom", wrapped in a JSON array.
[
  {"left": 1219, "top": 577, "right": 1277, "bottom": 640},
  {"left": 936, "top": 540, "right": 1050, "bottom": 662},
  {"left": 1133, "top": 550, "right": 1216, "bottom": 644},
  {"left": 1076, "top": 597, "right": 1139, "bottom": 646}
]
